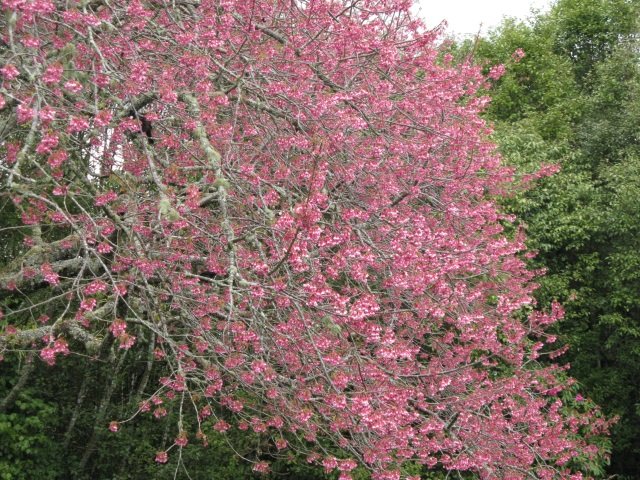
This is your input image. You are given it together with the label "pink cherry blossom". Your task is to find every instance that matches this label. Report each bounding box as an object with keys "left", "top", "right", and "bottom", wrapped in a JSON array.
[
  {"left": 154, "top": 451, "right": 168, "bottom": 463},
  {"left": 1, "top": 64, "right": 20, "bottom": 80}
]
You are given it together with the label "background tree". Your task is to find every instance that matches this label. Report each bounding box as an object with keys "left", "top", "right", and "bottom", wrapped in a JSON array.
[
  {"left": 472, "top": 0, "right": 640, "bottom": 476},
  {"left": 1, "top": 0, "right": 611, "bottom": 478}
]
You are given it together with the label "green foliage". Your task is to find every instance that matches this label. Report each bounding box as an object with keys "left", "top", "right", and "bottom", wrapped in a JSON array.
[
  {"left": 477, "top": 19, "right": 580, "bottom": 140},
  {"left": 550, "top": 0, "right": 638, "bottom": 84},
  {"left": 576, "top": 46, "right": 640, "bottom": 166},
  {"left": 0, "top": 374, "right": 64, "bottom": 479}
]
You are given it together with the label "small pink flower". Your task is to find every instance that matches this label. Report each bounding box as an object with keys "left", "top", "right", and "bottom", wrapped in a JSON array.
[
  {"left": 512, "top": 48, "right": 526, "bottom": 62},
  {"left": 101, "top": 224, "right": 116, "bottom": 236},
  {"left": 129, "top": 62, "right": 149, "bottom": 83},
  {"left": 94, "top": 110, "right": 112, "bottom": 127},
  {"left": 155, "top": 451, "right": 168, "bottom": 464},
  {"left": 94, "top": 73, "right": 110, "bottom": 88},
  {"left": 48, "top": 151, "right": 68, "bottom": 169},
  {"left": 23, "top": 266, "right": 36, "bottom": 278},
  {"left": 488, "top": 64, "right": 506, "bottom": 80},
  {"left": 160, "top": 86, "right": 178, "bottom": 103},
  {"left": 64, "top": 80, "right": 83, "bottom": 94},
  {"left": 17, "top": 103, "right": 34, "bottom": 124},
  {"left": 49, "top": 210, "right": 66, "bottom": 223},
  {"left": 42, "top": 64, "right": 63, "bottom": 84},
  {"left": 1, "top": 64, "right": 20, "bottom": 80},
  {"left": 109, "top": 319, "right": 127, "bottom": 337},
  {"left": 39, "top": 106, "right": 57, "bottom": 123},
  {"left": 117, "top": 333, "right": 136, "bottom": 350},
  {"left": 21, "top": 36, "right": 40, "bottom": 48},
  {"left": 40, "top": 337, "right": 69, "bottom": 366},
  {"left": 52, "top": 185, "right": 69, "bottom": 197},
  {"left": 82, "top": 13, "right": 102, "bottom": 27},
  {"left": 198, "top": 405, "right": 212, "bottom": 419},
  {"left": 267, "top": 416, "right": 283, "bottom": 429},
  {"left": 174, "top": 432, "right": 188, "bottom": 447},
  {"left": 338, "top": 459, "right": 358, "bottom": 472},
  {"left": 41, "top": 263, "right": 60, "bottom": 285},
  {"left": 80, "top": 298, "right": 97, "bottom": 312},
  {"left": 213, "top": 420, "right": 230, "bottom": 432},
  {"left": 95, "top": 191, "right": 118, "bottom": 207},
  {"left": 251, "top": 360, "right": 267, "bottom": 374},
  {"left": 97, "top": 242, "right": 113, "bottom": 254},
  {"left": 68, "top": 116, "right": 89, "bottom": 133},
  {"left": 53, "top": 338, "right": 69, "bottom": 355},
  {"left": 153, "top": 407, "right": 167, "bottom": 418},
  {"left": 36, "top": 133, "right": 59, "bottom": 154},
  {"left": 84, "top": 279, "right": 107, "bottom": 295},
  {"left": 252, "top": 461, "right": 270, "bottom": 474},
  {"left": 40, "top": 347, "right": 56, "bottom": 366},
  {"left": 323, "top": 457, "right": 338, "bottom": 473},
  {"left": 108, "top": 421, "right": 119, "bottom": 432}
]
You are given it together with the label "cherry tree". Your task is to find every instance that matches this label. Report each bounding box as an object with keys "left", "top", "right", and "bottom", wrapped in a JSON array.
[{"left": 0, "top": 0, "right": 609, "bottom": 478}]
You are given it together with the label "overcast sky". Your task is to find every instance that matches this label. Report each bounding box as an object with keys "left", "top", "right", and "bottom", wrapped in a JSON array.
[{"left": 414, "top": 0, "right": 553, "bottom": 37}]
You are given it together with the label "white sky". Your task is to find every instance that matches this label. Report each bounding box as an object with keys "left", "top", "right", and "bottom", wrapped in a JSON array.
[{"left": 414, "top": 0, "right": 553, "bottom": 37}]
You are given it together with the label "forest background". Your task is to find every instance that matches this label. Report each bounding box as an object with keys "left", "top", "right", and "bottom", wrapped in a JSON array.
[{"left": 1, "top": 0, "right": 639, "bottom": 478}]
